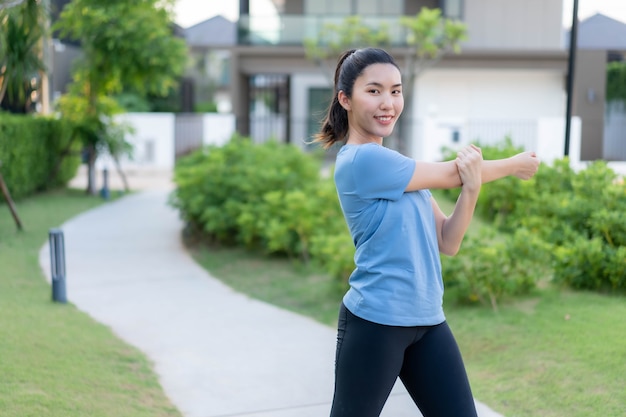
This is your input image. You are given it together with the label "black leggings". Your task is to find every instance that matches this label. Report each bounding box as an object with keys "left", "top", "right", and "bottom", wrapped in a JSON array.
[{"left": 330, "top": 303, "right": 478, "bottom": 417}]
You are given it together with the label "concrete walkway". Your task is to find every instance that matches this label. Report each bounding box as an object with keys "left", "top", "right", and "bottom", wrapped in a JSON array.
[{"left": 40, "top": 173, "right": 504, "bottom": 417}]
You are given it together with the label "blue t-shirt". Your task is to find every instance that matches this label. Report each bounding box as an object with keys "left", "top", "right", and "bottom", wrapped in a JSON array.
[{"left": 334, "top": 143, "right": 445, "bottom": 327}]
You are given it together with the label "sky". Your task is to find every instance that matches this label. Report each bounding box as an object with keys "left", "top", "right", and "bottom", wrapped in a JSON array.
[{"left": 173, "top": 0, "right": 626, "bottom": 29}]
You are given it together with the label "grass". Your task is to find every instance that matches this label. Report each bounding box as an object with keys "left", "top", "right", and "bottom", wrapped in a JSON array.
[
  {"left": 0, "top": 189, "right": 180, "bottom": 417},
  {"left": 446, "top": 290, "right": 626, "bottom": 417},
  {"left": 187, "top": 190, "right": 626, "bottom": 417}
]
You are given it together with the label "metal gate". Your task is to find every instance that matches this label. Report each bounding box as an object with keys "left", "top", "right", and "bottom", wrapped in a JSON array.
[
  {"left": 175, "top": 114, "right": 204, "bottom": 159},
  {"left": 605, "top": 101, "right": 626, "bottom": 161}
]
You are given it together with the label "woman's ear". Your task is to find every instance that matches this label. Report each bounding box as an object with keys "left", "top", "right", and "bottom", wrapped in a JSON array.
[{"left": 338, "top": 90, "right": 351, "bottom": 111}]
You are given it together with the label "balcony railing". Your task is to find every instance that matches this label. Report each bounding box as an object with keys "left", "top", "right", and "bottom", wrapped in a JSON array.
[{"left": 238, "top": 14, "right": 411, "bottom": 46}]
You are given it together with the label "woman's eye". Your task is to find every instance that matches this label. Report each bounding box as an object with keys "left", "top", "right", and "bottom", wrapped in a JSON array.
[{"left": 369, "top": 89, "right": 379, "bottom": 94}]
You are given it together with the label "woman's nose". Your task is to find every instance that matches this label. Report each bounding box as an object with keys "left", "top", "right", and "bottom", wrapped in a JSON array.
[{"left": 380, "top": 93, "right": 393, "bottom": 109}]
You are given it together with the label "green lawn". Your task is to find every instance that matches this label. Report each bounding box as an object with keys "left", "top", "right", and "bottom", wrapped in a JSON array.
[
  {"left": 4, "top": 187, "right": 624, "bottom": 417},
  {"left": 0, "top": 189, "right": 180, "bottom": 417},
  {"left": 188, "top": 190, "right": 626, "bottom": 417}
]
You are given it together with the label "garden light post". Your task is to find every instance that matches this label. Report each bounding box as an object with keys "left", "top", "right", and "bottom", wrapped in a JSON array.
[
  {"left": 565, "top": 0, "right": 579, "bottom": 157},
  {"left": 49, "top": 229, "right": 67, "bottom": 303}
]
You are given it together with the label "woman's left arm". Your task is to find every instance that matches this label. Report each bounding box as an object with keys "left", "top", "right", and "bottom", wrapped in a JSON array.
[{"left": 432, "top": 145, "right": 482, "bottom": 256}]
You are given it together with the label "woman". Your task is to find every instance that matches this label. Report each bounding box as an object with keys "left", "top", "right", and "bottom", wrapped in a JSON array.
[{"left": 314, "top": 48, "right": 539, "bottom": 417}]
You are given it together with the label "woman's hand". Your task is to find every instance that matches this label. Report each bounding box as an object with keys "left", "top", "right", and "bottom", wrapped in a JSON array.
[
  {"left": 510, "top": 151, "right": 540, "bottom": 180},
  {"left": 455, "top": 144, "right": 483, "bottom": 193}
]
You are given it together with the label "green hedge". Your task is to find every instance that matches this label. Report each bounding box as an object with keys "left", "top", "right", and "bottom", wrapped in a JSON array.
[
  {"left": 0, "top": 113, "right": 81, "bottom": 200},
  {"left": 173, "top": 136, "right": 626, "bottom": 308},
  {"left": 171, "top": 135, "right": 353, "bottom": 284},
  {"left": 441, "top": 140, "right": 626, "bottom": 302}
]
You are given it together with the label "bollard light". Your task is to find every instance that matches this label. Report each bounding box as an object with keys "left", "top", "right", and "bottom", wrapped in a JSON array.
[
  {"left": 49, "top": 229, "right": 67, "bottom": 303},
  {"left": 100, "top": 168, "right": 110, "bottom": 200}
]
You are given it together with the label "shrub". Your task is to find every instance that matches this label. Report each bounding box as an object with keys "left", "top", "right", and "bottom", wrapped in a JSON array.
[
  {"left": 171, "top": 136, "right": 356, "bottom": 285},
  {"left": 444, "top": 137, "right": 626, "bottom": 293},
  {"left": 0, "top": 113, "right": 80, "bottom": 200},
  {"left": 194, "top": 101, "right": 218, "bottom": 113},
  {"left": 442, "top": 228, "right": 551, "bottom": 310},
  {"left": 237, "top": 177, "right": 347, "bottom": 260},
  {"left": 171, "top": 135, "right": 322, "bottom": 245}
]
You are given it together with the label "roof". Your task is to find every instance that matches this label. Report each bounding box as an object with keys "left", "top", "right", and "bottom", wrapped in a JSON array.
[
  {"left": 185, "top": 15, "right": 236, "bottom": 48},
  {"left": 567, "top": 13, "right": 626, "bottom": 50}
]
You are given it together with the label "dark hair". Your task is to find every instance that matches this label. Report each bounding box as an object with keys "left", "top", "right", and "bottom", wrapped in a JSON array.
[{"left": 314, "top": 48, "right": 400, "bottom": 149}]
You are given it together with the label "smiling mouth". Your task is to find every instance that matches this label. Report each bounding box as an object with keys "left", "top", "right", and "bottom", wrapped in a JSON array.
[{"left": 375, "top": 116, "right": 394, "bottom": 122}]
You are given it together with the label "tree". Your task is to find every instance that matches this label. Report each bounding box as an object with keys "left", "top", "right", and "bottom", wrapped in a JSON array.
[
  {"left": 304, "top": 8, "right": 467, "bottom": 155},
  {"left": 606, "top": 61, "right": 626, "bottom": 103},
  {"left": 0, "top": 0, "right": 46, "bottom": 113},
  {"left": 304, "top": 15, "right": 391, "bottom": 84},
  {"left": 54, "top": 0, "right": 187, "bottom": 194}
]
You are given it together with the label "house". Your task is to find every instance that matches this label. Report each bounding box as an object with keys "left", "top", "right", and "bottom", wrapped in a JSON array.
[
  {"left": 184, "top": 15, "right": 236, "bottom": 113},
  {"left": 566, "top": 13, "right": 626, "bottom": 161},
  {"left": 228, "top": 0, "right": 575, "bottom": 163}
]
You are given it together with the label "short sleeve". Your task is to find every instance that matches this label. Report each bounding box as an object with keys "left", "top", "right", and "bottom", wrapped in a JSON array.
[{"left": 352, "top": 144, "right": 415, "bottom": 201}]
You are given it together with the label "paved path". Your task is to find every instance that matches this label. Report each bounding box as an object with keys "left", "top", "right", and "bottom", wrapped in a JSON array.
[{"left": 39, "top": 179, "right": 504, "bottom": 417}]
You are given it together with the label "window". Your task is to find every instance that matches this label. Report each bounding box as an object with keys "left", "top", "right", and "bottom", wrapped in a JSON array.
[
  {"left": 307, "top": 87, "right": 333, "bottom": 144},
  {"left": 442, "top": 0, "right": 463, "bottom": 19},
  {"left": 306, "top": 0, "right": 403, "bottom": 16}
]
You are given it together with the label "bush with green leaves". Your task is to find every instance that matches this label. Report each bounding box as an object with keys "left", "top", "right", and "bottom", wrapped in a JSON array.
[
  {"left": 172, "top": 136, "right": 355, "bottom": 283},
  {"left": 442, "top": 227, "right": 552, "bottom": 310},
  {"left": 441, "top": 138, "right": 626, "bottom": 296},
  {"left": 237, "top": 176, "right": 348, "bottom": 261},
  {"left": 172, "top": 135, "right": 626, "bottom": 303},
  {"left": 171, "top": 135, "right": 323, "bottom": 244},
  {"left": 0, "top": 113, "right": 80, "bottom": 200},
  {"left": 441, "top": 137, "right": 536, "bottom": 227}
]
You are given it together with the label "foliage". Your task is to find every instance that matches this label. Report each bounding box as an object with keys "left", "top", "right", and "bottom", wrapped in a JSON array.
[
  {"left": 304, "top": 15, "right": 391, "bottom": 80},
  {"left": 194, "top": 101, "right": 218, "bottom": 113},
  {"left": 114, "top": 92, "right": 152, "bottom": 113},
  {"left": 55, "top": 0, "right": 187, "bottom": 99},
  {"left": 56, "top": 87, "right": 133, "bottom": 162},
  {"left": 309, "top": 230, "right": 355, "bottom": 286},
  {"left": 304, "top": 8, "right": 467, "bottom": 80},
  {"left": 171, "top": 135, "right": 321, "bottom": 243},
  {"left": 53, "top": 0, "right": 188, "bottom": 194},
  {"left": 398, "top": 7, "right": 468, "bottom": 75},
  {"left": 0, "top": 0, "right": 46, "bottom": 113},
  {"left": 441, "top": 137, "right": 534, "bottom": 227},
  {"left": 237, "top": 178, "right": 346, "bottom": 260},
  {"left": 0, "top": 113, "right": 80, "bottom": 199},
  {"left": 171, "top": 136, "right": 354, "bottom": 282},
  {"left": 442, "top": 139, "right": 626, "bottom": 294},
  {"left": 606, "top": 61, "right": 626, "bottom": 102},
  {"left": 173, "top": 135, "right": 626, "bottom": 303},
  {"left": 542, "top": 166, "right": 626, "bottom": 291},
  {"left": 442, "top": 228, "right": 551, "bottom": 311}
]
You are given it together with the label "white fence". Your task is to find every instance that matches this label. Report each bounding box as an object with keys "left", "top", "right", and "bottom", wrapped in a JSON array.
[
  {"left": 414, "top": 116, "right": 582, "bottom": 166},
  {"left": 95, "top": 113, "right": 236, "bottom": 171},
  {"left": 93, "top": 112, "right": 626, "bottom": 178},
  {"left": 605, "top": 101, "right": 626, "bottom": 161}
]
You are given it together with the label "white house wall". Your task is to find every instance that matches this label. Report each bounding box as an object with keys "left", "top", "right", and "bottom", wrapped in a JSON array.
[
  {"left": 290, "top": 67, "right": 577, "bottom": 164},
  {"left": 95, "top": 113, "right": 236, "bottom": 171},
  {"left": 412, "top": 68, "right": 569, "bottom": 162},
  {"left": 115, "top": 113, "right": 176, "bottom": 169},
  {"left": 462, "top": 0, "right": 564, "bottom": 50},
  {"left": 416, "top": 69, "right": 565, "bottom": 119},
  {"left": 202, "top": 113, "right": 236, "bottom": 147},
  {"left": 290, "top": 73, "right": 331, "bottom": 149}
]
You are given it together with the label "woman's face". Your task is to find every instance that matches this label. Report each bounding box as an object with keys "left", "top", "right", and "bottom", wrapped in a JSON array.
[{"left": 339, "top": 63, "right": 403, "bottom": 144}]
